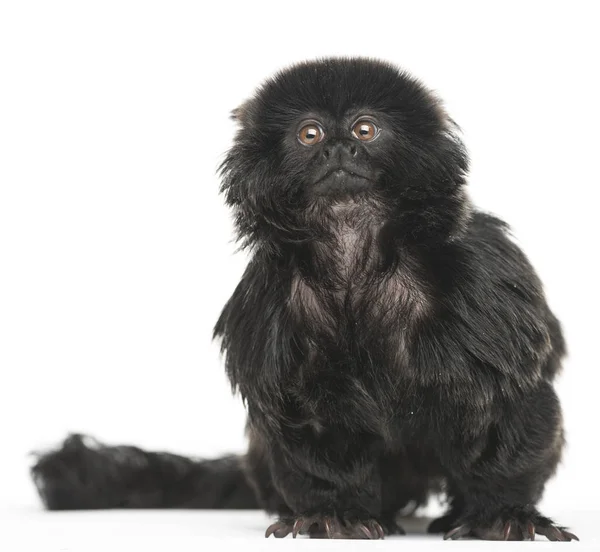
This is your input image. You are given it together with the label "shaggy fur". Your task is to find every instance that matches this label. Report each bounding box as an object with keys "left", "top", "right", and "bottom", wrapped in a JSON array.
[{"left": 31, "top": 58, "right": 577, "bottom": 541}]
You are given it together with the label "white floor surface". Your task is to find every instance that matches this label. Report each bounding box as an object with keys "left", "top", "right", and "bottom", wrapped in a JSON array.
[{"left": 2, "top": 506, "right": 596, "bottom": 552}]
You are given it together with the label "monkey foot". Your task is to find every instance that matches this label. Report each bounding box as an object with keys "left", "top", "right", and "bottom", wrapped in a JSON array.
[
  {"left": 443, "top": 510, "right": 578, "bottom": 542},
  {"left": 379, "top": 513, "right": 407, "bottom": 536},
  {"left": 428, "top": 511, "right": 461, "bottom": 534},
  {"left": 265, "top": 513, "right": 385, "bottom": 539}
]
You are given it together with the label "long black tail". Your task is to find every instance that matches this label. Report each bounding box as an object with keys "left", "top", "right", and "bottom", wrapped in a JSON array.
[{"left": 30, "top": 434, "right": 259, "bottom": 510}]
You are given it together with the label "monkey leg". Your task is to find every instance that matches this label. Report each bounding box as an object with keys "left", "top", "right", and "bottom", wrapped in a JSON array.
[
  {"left": 380, "top": 448, "right": 435, "bottom": 535},
  {"left": 243, "top": 429, "right": 291, "bottom": 516},
  {"left": 427, "top": 480, "right": 466, "bottom": 534},
  {"left": 439, "top": 382, "right": 577, "bottom": 542}
]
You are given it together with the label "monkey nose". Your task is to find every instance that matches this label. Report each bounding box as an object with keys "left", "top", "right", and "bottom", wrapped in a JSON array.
[{"left": 322, "top": 141, "right": 358, "bottom": 162}]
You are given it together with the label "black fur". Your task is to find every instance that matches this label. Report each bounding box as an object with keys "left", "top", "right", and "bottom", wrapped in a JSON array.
[
  {"left": 31, "top": 58, "right": 576, "bottom": 541},
  {"left": 31, "top": 434, "right": 257, "bottom": 510}
]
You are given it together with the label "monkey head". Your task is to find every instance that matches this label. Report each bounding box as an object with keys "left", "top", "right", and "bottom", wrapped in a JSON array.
[{"left": 219, "top": 58, "right": 470, "bottom": 248}]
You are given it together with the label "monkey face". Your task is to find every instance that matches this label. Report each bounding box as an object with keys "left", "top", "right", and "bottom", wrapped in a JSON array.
[
  {"left": 220, "top": 58, "right": 469, "bottom": 245},
  {"left": 289, "top": 112, "right": 384, "bottom": 198}
]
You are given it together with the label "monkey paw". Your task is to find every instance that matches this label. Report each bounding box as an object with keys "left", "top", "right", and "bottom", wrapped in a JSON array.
[
  {"left": 443, "top": 508, "right": 578, "bottom": 542},
  {"left": 428, "top": 510, "right": 461, "bottom": 534},
  {"left": 379, "top": 512, "right": 407, "bottom": 536},
  {"left": 265, "top": 513, "right": 385, "bottom": 539}
]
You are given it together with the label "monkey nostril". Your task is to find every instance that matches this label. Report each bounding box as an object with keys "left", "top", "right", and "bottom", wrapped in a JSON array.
[
  {"left": 349, "top": 144, "right": 357, "bottom": 157},
  {"left": 322, "top": 148, "right": 330, "bottom": 159}
]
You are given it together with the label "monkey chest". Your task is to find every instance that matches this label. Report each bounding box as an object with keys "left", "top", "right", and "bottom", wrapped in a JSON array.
[
  {"left": 289, "top": 272, "right": 427, "bottom": 343},
  {"left": 285, "top": 269, "right": 430, "bottom": 431}
]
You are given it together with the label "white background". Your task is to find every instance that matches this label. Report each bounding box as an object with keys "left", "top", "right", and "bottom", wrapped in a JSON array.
[{"left": 1, "top": 1, "right": 599, "bottom": 550}]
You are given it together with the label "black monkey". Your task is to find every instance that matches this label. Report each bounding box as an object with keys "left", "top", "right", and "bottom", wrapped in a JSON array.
[{"left": 31, "top": 58, "right": 577, "bottom": 541}]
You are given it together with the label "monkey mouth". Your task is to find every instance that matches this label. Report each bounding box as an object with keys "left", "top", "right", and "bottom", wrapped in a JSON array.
[
  {"left": 313, "top": 168, "right": 373, "bottom": 195},
  {"left": 314, "top": 168, "right": 372, "bottom": 185}
]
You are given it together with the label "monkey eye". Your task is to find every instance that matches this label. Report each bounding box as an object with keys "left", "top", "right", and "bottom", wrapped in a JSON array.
[
  {"left": 352, "top": 119, "right": 380, "bottom": 142},
  {"left": 297, "top": 121, "right": 325, "bottom": 146}
]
